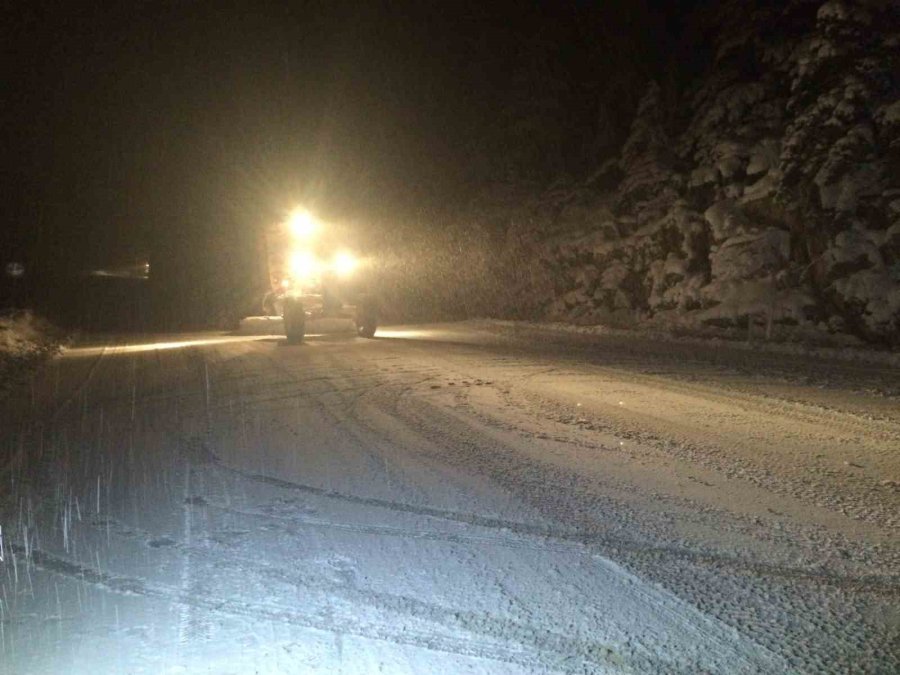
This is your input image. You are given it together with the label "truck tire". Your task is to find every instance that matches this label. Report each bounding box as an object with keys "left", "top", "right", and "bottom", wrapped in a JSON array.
[
  {"left": 356, "top": 294, "right": 378, "bottom": 338},
  {"left": 283, "top": 298, "right": 305, "bottom": 344},
  {"left": 355, "top": 297, "right": 377, "bottom": 338},
  {"left": 356, "top": 319, "right": 377, "bottom": 339}
]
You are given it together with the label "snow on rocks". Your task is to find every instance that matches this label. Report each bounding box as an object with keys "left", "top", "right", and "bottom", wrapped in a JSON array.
[
  {"left": 0, "top": 310, "right": 61, "bottom": 403},
  {"left": 501, "top": 0, "right": 900, "bottom": 344},
  {"left": 0, "top": 310, "right": 60, "bottom": 369},
  {"left": 831, "top": 268, "right": 900, "bottom": 335},
  {"left": 710, "top": 229, "right": 790, "bottom": 283}
]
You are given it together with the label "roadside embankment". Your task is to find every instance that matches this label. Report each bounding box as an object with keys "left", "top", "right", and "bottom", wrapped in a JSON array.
[{"left": 0, "top": 310, "right": 63, "bottom": 398}]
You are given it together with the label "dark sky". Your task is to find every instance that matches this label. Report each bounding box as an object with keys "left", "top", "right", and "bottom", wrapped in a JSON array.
[{"left": 3, "top": 1, "right": 690, "bottom": 272}]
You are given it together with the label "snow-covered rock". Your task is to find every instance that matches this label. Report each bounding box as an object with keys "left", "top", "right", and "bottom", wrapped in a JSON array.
[
  {"left": 711, "top": 229, "right": 791, "bottom": 282},
  {"left": 0, "top": 311, "right": 61, "bottom": 393},
  {"left": 500, "top": 0, "right": 900, "bottom": 344},
  {"left": 0, "top": 311, "right": 57, "bottom": 360}
]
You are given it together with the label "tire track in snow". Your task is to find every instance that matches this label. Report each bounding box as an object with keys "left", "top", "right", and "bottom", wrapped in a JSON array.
[
  {"left": 194, "top": 364, "right": 900, "bottom": 598},
  {"left": 15, "top": 543, "right": 627, "bottom": 674},
  {"left": 212, "top": 461, "right": 568, "bottom": 538},
  {"left": 505, "top": 381, "right": 900, "bottom": 532},
  {"left": 163, "top": 343, "right": 900, "bottom": 611},
  {"left": 204, "top": 500, "right": 579, "bottom": 553},
  {"left": 309, "top": 358, "right": 900, "bottom": 597},
  {"left": 203, "top": 447, "right": 900, "bottom": 603},
  {"left": 368, "top": 381, "right": 899, "bottom": 670}
]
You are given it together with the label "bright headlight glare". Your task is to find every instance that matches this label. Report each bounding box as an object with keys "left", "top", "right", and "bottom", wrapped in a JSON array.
[
  {"left": 289, "top": 250, "right": 319, "bottom": 279},
  {"left": 333, "top": 252, "right": 357, "bottom": 276},
  {"left": 288, "top": 209, "right": 317, "bottom": 239}
]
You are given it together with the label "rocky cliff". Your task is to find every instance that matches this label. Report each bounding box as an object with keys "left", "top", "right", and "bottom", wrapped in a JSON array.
[{"left": 503, "top": 0, "right": 899, "bottom": 343}]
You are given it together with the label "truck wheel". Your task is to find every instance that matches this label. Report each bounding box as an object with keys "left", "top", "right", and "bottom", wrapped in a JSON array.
[
  {"left": 355, "top": 296, "right": 377, "bottom": 338},
  {"left": 356, "top": 320, "right": 377, "bottom": 339},
  {"left": 283, "top": 298, "right": 305, "bottom": 343}
]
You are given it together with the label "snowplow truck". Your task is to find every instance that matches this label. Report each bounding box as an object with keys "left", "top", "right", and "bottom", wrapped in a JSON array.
[{"left": 255, "top": 210, "right": 378, "bottom": 343}]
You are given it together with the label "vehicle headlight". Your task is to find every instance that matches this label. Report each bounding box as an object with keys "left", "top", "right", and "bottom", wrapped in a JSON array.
[
  {"left": 289, "top": 250, "right": 319, "bottom": 280},
  {"left": 333, "top": 251, "right": 357, "bottom": 277},
  {"left": 288, "top": 208, "right": 317, "bottom": 239}
]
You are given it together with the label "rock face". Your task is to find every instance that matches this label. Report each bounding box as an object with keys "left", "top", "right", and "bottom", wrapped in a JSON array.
[{"left": 507, "top": 0, "right": 900, "bottom": 343}]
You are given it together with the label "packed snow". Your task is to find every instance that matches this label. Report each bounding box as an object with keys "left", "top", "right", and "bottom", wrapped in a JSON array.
[{"left": 0, "top": 321, "right": 897, "bottom": 673}]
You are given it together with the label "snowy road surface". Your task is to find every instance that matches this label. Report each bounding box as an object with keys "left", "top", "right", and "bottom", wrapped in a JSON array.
[{"left": 1, "top": 322, "right": 898, "bottom": 673}]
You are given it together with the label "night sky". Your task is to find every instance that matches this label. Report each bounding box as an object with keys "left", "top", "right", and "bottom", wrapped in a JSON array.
[{"left": 4, "top": 1, "right": 689, "bottom": 283}]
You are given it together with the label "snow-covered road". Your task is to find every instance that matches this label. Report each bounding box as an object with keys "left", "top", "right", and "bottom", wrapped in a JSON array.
[{"left": 1, "top": 322, "right": 897, "bottom": 673}]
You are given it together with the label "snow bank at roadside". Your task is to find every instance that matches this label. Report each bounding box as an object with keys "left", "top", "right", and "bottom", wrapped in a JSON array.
[
  {"left": 0, "top": 311, "right": 61, "bottom": 373},
  {"left": 237, "top": 315, "right": 284, "bottom": 335},
  {"left": 478, "top": 318, "right": 900, "bottom": 368}
]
